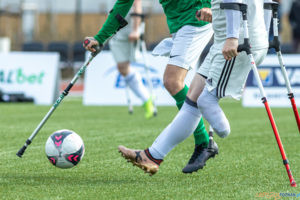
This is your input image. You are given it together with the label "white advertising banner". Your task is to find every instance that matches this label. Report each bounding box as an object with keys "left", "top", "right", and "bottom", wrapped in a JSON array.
[
  {"left": 0, "top": 52, "right": 60, "bottom": 105},
  {"left": 242, "top": 55, "right": 300, "bottom": 107},
  {"left": 83, "top": 51, "right": 196, "bottom": 106}
]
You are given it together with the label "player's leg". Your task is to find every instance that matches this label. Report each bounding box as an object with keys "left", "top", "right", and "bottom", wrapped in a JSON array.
[
  {"left": 118, "top": 25, "right": 215, "bottom": 175},
  {"left": 164, "top": 68, "right": 210, "bottom": 153},
  {"left": 119, "top": 73, "right": 213, "bottom": 175},
  {"left": 121, "top": 63, "right": 154, "bottom": 119},
  {"left": 118, "top": 62, "right": 149, "bottom": 102},
  {"left": 165, "top": 24, "right": 213, "bottom": 148},
  {"left": 182, "top": 46, "right": 235, "bottom": 172},
  {"left": 110, "top": 39, "right": 154, "bottom": 118},
  {"left": 117, "top": 61, "right": 130, "bottom": 76},
  {"left": 181, "top": 73, "right": 219, "bottom": 173},
  {"left": 119, "top": 88, "right": 204, "bottom": 175},
  {"left": 197, "top": 87, "right": 231, "bottom": 137},
  {"left": 196, "top": 49, "right": 267, "bottom": 137}
]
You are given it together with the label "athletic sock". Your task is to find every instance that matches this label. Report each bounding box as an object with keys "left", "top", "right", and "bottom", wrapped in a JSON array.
[
  {"left": 144, "top": 149, "right": 163, "bottom": 165},
  {"left": 124, "top": 70, "right": 150, "bottom": 103},
  {"left": 173, "top": 85, "right": 189, "bottom": 109},
  {"left": 172, "top": 85, "right": 209, "bottom": 146},
  {"left": 149, "top": 101, "right": 202, "bottom": 159}
]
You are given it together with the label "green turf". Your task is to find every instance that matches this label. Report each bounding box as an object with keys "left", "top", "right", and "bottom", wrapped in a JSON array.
[{"left": 1, "top": 98, "right": 300, "bottom": 200}]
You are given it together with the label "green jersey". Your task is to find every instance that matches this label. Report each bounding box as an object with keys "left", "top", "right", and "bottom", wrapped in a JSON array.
[
  {"left": 94, "top": 0, "right": 211, "bottom": 44},
  {"left": 94, "top": 0, "right": 134, "bottom": 44},
  {"left": 160, "top": 0, "right": 211, "bottom": 34}
]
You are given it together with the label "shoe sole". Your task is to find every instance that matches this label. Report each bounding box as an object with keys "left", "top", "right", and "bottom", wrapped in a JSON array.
[{"left": 118, "top": 150, "right": 158, "bottom": 176}]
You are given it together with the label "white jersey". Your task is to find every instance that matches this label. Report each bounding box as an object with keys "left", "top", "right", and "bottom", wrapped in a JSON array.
[
  {"left": 198, "top": 0, "right": 269, "bottom": 99},
  {"left": 212, "top": 0, "right": 268, "bottom": 50}
]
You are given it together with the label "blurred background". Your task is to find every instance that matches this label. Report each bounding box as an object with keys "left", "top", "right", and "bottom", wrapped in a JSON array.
[
  {"left": 0, "top": 0, "right": 299, "bottom": 105},
  {"left": 0, "top": 0, "right": 168, "bottom": 60},
  {"left": 0, "top": 0, "right": 298, "bottom": 63}
]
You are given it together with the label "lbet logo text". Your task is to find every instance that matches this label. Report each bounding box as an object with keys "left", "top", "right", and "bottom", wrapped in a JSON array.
[{"left": 0, "top": 68, "right": 45, "bottom": 84}]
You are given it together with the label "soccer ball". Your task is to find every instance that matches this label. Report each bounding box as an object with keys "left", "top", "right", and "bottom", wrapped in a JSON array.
[{"left": 45, "top": 129, "right": 85, "bottom": 169}]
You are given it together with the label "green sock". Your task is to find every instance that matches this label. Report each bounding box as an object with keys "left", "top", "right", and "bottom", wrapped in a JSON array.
[
  {"left": 173, "top": 85, "right": 189, "bottom": 110},
  {"left": 172, "top": 85, "right": 209, "bottom": 147}
]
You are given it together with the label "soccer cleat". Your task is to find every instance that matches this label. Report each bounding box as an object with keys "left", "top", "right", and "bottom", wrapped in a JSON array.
[
  {"left": 143, "top": 98, "right": 155, "bottom": 119},
  {"left": 182, "top": 141, "right": 218, "bottom": 173},
  {"left": 118, "top": 145, "right": 162, "bottom": 176}
]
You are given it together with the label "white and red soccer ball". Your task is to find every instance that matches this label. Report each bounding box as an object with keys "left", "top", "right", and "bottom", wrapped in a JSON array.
[{"left": 45, "top": 129, "right": 85, "bottom": 169}]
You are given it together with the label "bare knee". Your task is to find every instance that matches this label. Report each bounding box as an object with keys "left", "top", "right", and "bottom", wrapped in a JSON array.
[
  {"left": 163, "top": 76, "right": 183, "bottom": 95},
  {"left": 187, "top": 74, "right": 206, "bottom": 102},
  {"left": 117, "top": 62, "right": 130, "bottom": 76},
  {"left": 163, "top": 65, "right": 188, "bottom": 96}
]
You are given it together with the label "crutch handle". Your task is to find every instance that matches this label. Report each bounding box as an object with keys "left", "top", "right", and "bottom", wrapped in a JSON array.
[
  {"left": 221, "top": 3, "right": 250, "bottom": 55},
  {"left": 269, "top": 36, "right": 281, "bottom": 52},
  {"left": 91, "top": 45, "right": 102, "bottom": 57},
  {"left": 237, "top": 39, "right": 251, "bottom": 54},
  {"left": 264, "top": 2, "right": 279, "bottom": 15},
  {"left": 83, "top": 39, "right": 103, "bottom": 57}
]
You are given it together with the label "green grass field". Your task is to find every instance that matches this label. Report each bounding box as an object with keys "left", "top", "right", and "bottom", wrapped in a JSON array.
[{"left": 1, "top": 98, "right": 300, "bottom": 200}]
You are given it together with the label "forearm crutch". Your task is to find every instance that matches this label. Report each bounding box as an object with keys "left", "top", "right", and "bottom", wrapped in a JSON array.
[
  {"left": 16, "top": 14, "right": 128, "bottom": 158},
  {"left": 131, "top": 13, "right": 158, "bottom": 116},
  {"left": 221, "top": 3, "right": 297, "bottom": 187},
  {"left": 264, "top": 2, "right": 300, "bottom": 133}
]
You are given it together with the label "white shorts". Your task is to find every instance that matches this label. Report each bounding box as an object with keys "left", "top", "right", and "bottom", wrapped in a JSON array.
[
  {"left": 198, "top": 46, "right": 268, "bottom": 100},
  {"left": 168, "top": 24, "right": 213, "bottom": 70},
  {"left": 109, "top": 38, "right": 140, "bottom": 63}
]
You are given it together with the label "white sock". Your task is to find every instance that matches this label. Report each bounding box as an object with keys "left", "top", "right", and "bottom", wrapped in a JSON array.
[
  {"left": 149, "top": 100, "right": 201, "bottom": 159},
  {"left": 124, "top": 69, "right": 150, "bottom": 103},
  {"left": 197, "top": 87, "right": 230, "bottom": 138}
]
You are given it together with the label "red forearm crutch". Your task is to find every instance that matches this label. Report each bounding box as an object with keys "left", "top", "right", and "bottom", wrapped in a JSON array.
[
  {"left": 221, "top": 2, "right": 297, "bottom": 187},
  {"left": 265, "top": 2, "right": 300, "bottom": 133}
]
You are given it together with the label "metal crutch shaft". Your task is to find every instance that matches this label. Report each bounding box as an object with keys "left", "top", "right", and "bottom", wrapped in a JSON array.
[
  {"left": 221, "top": 2, "right": 297, "bottom": 187},
  {"left": 17, "top": 14, "right": 128, "bottom": 157},
  {"left": 132, "top": 13, "right": 158, "bottom": 116},
  {"left": 264, "top": 2, "right": 300, "bottom": 133},
  {"left": 16, "top": 46, "right": 101, "bottom": 157}
]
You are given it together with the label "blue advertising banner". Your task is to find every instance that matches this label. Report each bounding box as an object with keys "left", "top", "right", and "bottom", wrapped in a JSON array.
[
  {"left": 242, "top": 55, "right": 300, "bottom": 107},
  {"left": 83, "top": 51, "right": 196, "bottom": 106}
]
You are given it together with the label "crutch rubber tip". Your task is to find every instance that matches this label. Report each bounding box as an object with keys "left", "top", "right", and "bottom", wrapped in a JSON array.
[{"left": 16, "top": 145, "right": 27, "bottom": 158}]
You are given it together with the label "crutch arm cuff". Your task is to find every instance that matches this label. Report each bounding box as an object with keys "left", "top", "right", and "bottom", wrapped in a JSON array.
[
  {"left": 94, "top": 0, "right": 131, "bottom": 44},
  {"left": 264, "top": 2, "right": 279, "bottom": 11}
]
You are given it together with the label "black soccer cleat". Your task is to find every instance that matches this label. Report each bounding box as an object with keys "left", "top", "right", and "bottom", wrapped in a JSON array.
[{"left": 182, "top": 141, "right": 218, "bottom": 173}]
